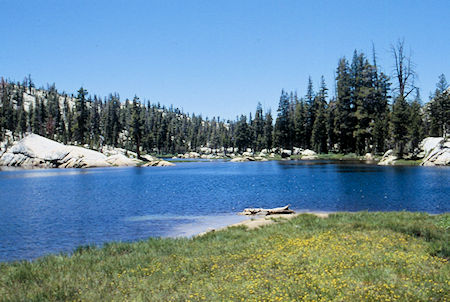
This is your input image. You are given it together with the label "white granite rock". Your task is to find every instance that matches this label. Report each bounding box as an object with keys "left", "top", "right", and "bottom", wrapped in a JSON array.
[
  {"left": 364, "top": 153, "right": 374, "bottom": 160},
  {"left": 301, "top": 149, "right": 317, "bottom": 156},
  {"left": 106, "top": 154, "right": 140, "bottom": 167},
  {"left": 143, "top": 160, "right": 175, "bottom": 167},
  {"left": 420, "top": 137, "right": 450, "bottom": 166},
  {"left": 0, "top": 133, "right": 150, "bottom": 169},
  {"left": 378, "top": 149, "right": 397, "bottom": 166},
  {"left": 420, "top": 137, "right": 445, "bottom": 158}
]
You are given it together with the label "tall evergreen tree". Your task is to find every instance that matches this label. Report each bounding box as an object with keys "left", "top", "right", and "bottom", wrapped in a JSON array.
[
  {"left": 274, "top": 90, "right": 291, "bottom": 149},
  {"left": 294, "top": 99, "right": 307, "bottom": 148},
  {"left": 263, "top": 111, "right": 273, "bottom": 150},
  {"left": 408, "top": 89, "right": 424, "bottom": 154},
  {"left": 311, "top": 77, "right": 328, "bottom": 153},
  {"left": 130, "top": 97, "right": 144, "bottom": 158},
  {"left": 326, "top": 99, "right": 337, "bottom": 151},
  {"left": 391, "top": 96, "right": 410, "bottom": 157},
  {"left": 17, "top": 103, "right": 27, "bottom": 137},
  {"left": 235, "top": 115, "right": 250, "bottom": 152},
  {"left": 305, "top": 77, "right": 315, "bottom": 148},
  {"left": 427, "top": 74, "right": 449, "bottom": 137},
  {"left": 73, "top": 87, "right": 88, "bottom": 144},
  {"left": 253, "top": 102, "right": 265, "bottom": 151},
  {"left": 334, "top": 58, "right": 355, "bottom": 153}
]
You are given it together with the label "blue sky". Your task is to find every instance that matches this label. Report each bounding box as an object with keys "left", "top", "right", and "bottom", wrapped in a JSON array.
[{"left": 1, "top": 0, "right": 449, "bottom": 119}]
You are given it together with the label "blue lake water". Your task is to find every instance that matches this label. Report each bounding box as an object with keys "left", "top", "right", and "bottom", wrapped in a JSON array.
[{"left": 0, "top": 160, "right": 449, "bottom": 262}]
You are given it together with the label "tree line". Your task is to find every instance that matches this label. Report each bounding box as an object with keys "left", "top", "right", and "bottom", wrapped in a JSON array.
[{"left": 0, "top": 42, "right": 449, "bottom": 158}]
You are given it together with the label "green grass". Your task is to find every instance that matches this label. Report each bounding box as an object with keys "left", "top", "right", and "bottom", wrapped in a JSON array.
[
  {"left": 166, "top": 159, "right": 204, "bottom": 163},
  {"left": 0, "top": 212, "right": 448, "bottom": 301},
  {"left": 290, "top": 153, "right": 365, "bottom": 160},
  {"left": 393, "top": 159, "right": 423, "bottom": 166},
  {"left": 317, "top": 153, "right": 362, "bottom": 160}
]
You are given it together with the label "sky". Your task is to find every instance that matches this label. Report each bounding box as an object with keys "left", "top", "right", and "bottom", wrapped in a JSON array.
[{"left": 1, "top": 0, "right": 449, "bottom": 119}]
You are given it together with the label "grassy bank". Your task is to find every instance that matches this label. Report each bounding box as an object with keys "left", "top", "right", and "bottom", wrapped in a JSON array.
[
  {"left": 391, "top": 159, "right": 423, "bottom": 166},
  {"left": 1, "top": 212, "right": 448, "bottom": 301},
  {"left": 289, "top": 153, "right": 367, "bottom": 161}
]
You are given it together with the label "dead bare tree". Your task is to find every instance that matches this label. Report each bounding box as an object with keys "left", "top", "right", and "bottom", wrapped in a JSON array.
[{"left": 391, "top": 39, "right": 417, "bottom": 100}]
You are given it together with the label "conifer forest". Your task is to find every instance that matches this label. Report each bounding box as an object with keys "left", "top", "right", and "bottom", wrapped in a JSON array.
[{"left": 1, "top": 43, "right": 449, "bottom": 158}]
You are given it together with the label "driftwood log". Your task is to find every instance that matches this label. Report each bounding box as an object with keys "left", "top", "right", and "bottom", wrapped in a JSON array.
[{"left": 239, "top": 205, "right": 295, "bottom": 216}]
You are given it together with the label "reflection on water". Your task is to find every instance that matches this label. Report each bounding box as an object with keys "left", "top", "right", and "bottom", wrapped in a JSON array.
[
  {"left": 0, "top": 170, "right": 91, "bottom": 178},
  {"left": 0, "top": 161, "right": 448, "bottom": 262}
]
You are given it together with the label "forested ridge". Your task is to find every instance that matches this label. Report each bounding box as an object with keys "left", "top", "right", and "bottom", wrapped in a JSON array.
[{"left": 1, "top": 43, "right": 449, "bottom": 158}]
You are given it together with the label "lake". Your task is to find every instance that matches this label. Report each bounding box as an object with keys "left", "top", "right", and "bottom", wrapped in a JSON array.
[{"left": 0, "top": 160, "right": 449, "bottom": 262}]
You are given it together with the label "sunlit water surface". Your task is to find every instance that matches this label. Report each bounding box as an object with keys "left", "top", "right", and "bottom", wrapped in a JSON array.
[{"left": 0, "top": 160, "right": 448, "bottom": 262}]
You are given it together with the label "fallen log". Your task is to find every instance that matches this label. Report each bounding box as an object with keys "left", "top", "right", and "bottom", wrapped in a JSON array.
[{"left": 239, "top": 205, "right": 295, "bottom": 216}]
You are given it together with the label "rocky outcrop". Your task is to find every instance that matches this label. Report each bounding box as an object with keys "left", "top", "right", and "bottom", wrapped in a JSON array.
[
  {"left": 143, "top": 160, "right": 175, "bottom": 167},
  {"left": 179, "top": 152, "right": 201, "bottom": 159},
  {"left": 230, "top": 156, "right": 268, "bottom": 162},
  {"left": 378, "top": 149, "right": 397, "bottom": 166},
  {"left": 300, "top": 149, "right": 318, "bottom": 160},
  {"left": 0, "top": 134, "right": 110, "bottom": 168},
  {"left": 293, "top": 147, "right": 303, "bottom": 155},
  {"left": 105, "top": 154, "right": 141, "bottom": 166},
  {"left": 377, "top": 137, "right": 449, "bottom": 166},
  {"left": 420, "top": 137, "right": 450, "bottom": 166},
  {"left": 364, "top": 153, "right": 374, "bottom": 161},
  {"left": 230, "top": 156, "right": 254, "bottom": 162},
  {"left": 59, "top": 146, "right": 111, "bottom": 168},
  {"left": 0, "top": 134, "right": 175, "bottom": 169},
  {"left": 301, "top": 149, "right": 317, "bottom": 156},
  {"left": 280, "top": 149, "right": 292, "bottom": 158}
]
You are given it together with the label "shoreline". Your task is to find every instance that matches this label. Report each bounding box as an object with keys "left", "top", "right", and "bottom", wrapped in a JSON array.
[
  {"left": 197, "top": 211, "right": 333, "bottom": 236},
  {"left": 2, "top": 157, "right": 445, "bottom": 171}
]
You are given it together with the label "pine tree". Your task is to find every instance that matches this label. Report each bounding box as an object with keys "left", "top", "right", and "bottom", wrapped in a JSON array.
[
  {"left": 235, "top": 115, "right": 250, "bottom": 152},
  {"left": 311, "top": 104, "right": 328, "bottom": 153},
  {"left": 408, "top": 90, "right": 424, "bottom": 154},
  {"left": 73, "top": 87, "right": 88, "bottom": 144},
  {"left": 274, "top": 90, "right": 291, "bottom": 149},
  {"left": 64, "top": 98, "right": 73, "bottom": 142},
  {"left": 372, "top": 114, "right": 389, "bottom": 155},
  {"left": 130, "top": 97, "right": 144, "bottom": 158},
  {"left": 351, "top": 51, "right": 368, "bottom": 154},
  {"left": 17, "top": 103, "right": 27, "bottom": 137},
  {"left": 326, "top": 99, "right": 337, "bottom": 152},
  {"left": 0, "top": 80, "right": 16, "bottom": 134},
  {"left": 371, "top": 71, "right": 391, "bottom": 154},
  {"left": 89, "top": 96, "right": 101, "bottom": 147},
  {"left": 428, "top": 74, "right": 449, "bottom": 137},
  {"left": 391, "top": 96, "right": 410, "bottom": 157},
  {"left": 263, "top": 111, "right": 273, "bottom": 150},
  {"left": 305, "top": 77, "right": 315, "bottom": 148},
  {"left": 294, "top": 99, "right": 307, "bottom": 148},
  {"left": 355, "top": 56, "right": 382, "bottom": 155},
  {"left": 0, "top": 78, "right": 7, "bottom": 138},
  {"left": 106, "top": 93, "right": 121, "bottom": 147},
  {"left": 31, "top": 98, "right": 41, "bottom": 135},
  {"left": 334, "top": 58, "right": 355, "bottom": 153},
  {"left": 311, "top": 77, "right": 328, "bottom": 153},
  {"left": 253, "top": 102, "right": 265, "bottom": 151}
]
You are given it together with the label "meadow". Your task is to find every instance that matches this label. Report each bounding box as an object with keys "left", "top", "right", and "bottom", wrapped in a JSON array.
[{"left": 0, "top": 212, "right": 448, "bottom": 301}]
